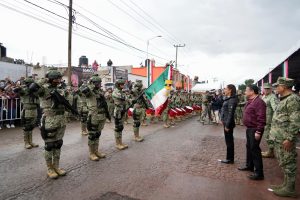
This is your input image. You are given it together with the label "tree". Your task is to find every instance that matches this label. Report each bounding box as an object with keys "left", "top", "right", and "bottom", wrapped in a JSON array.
[
  {"left": 238, "top": 84, "right": 246, "bottom": 91},
  {"left": 244, "top": 79, "right": 254, "bottom": 86}
]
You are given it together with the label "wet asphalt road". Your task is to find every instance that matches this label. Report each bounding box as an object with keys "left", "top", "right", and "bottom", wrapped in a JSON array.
[{"left": 0, "top": 117, "right": 299, "bottom": 200}]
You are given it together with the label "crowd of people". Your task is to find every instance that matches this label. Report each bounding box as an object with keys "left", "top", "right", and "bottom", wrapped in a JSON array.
[{"left": 0, "top": 77, "right": 26, "bottom": 129}]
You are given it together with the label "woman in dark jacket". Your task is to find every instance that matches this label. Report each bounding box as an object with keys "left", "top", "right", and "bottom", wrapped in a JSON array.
[{"left": 220, "top": 84, "right": 238, "bottom": 164}]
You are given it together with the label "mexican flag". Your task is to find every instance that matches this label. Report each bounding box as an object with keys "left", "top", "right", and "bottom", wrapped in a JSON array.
[{"left": 145, "top": 65, "right": 172, "bottom": 115}]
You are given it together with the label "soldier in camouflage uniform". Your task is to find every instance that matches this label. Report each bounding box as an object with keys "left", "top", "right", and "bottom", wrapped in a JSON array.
[
  {"left": 174, "top": 91, "right": 182, "bottom": 121},
  {"left": 81, "top": 74, "right": 108, "bottom": 161},
  {"left": 16, "top": 76, "right": 39, "bottom": 149},
  {"left": 65, "top": 86, "right": 74, "bottom": 122},
  {"left": 35, "top": 68, "right": 68, "bottom": 179},
  {"left": 131, "top": 80, "right": 146, "bottom": 141},
  {"left": 235, "top": 90, "right": 246, "bottom": 125},
  {"left": 78, "top": 82, "right": 88, "bottom": 135},
  {"left": 105, "top": 88, "right": 114, "bottom": 123},
  {"left": 200, "top": 91, "right": 210, "bottom": 123},
  {"left": 269, "top": 77, "right": 300, "bottom": 198},
  {"left": 112, "top": 79, "right": 129, "bottom": 149},
  {"left": 261, "top": 83, "right": 278, "bottom": 158},
  {"left": 162, "top": 80, "right": 173, "bottom": 128},
  {"left": 124, "top": 89, "right": 132, "bottom": 124}
]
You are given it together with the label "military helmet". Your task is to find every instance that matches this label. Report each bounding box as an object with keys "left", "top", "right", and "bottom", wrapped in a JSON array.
[
  {"left": 134, "top": 80, "right": 143, "bottom": 89},
  {"left": 24, "top": 76, "right": 34, "bottom": 85},
  {"left": 46, "top": 68, "right": 62, "bottom": 80},
  {"left": 272, "top": 77, "right": 294, "bottom": 88},
  {"left": 89, "top": 74, "right": 101, "bottom": 84},
  {"left": 115, "top": 79, "right": 125, "bottom": 88}
]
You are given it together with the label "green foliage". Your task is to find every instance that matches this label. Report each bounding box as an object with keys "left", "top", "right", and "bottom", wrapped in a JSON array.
[{"left": 244, "top": 79, "right": 254, "bottom": 86}]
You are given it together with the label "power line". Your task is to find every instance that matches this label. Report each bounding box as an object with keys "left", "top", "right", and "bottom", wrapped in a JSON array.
[
  {"left": 106, "top": 0, "right": 158, "bottom": 35},
  {"left": 0, "top": 2, "right": 150, "bottom": 62},
  {"left": 21, "top": 0, "right": 169, "bottom": 61},
  {"left": 128, "top": 0, "right": 182, "bottom": 44}
]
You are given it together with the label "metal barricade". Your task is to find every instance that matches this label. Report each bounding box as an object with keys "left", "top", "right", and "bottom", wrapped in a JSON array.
[{"left": 0, "top": 98, "right": 22, "bottom": 123}]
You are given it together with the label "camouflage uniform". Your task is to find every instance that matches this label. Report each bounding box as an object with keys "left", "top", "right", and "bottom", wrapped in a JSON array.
[
  {"left": 105, "top": 89, "right": 114, "bottom": 123},
  {"left": 81, "top": 74, "right": 108, "bottom": 161},
  {"left": 235, "top": 91, "right": 246, "bottom": 125},
  {"left": 17, "top": 77, "right": 39, "bottom": 149},
  {"left": 36, "top": 68, "right": 68, "bottom": 179},
  {"left": 200, "top": 92, "right": 210, "bottom": 123},
  {"left": 112, "top": 79, "right": 129, "bottom": 149},
  {"left": 131, "top": 80, "right": 146, "bottom": 141},
  {"left": 64, "top": 87, "right": 74, "bottom": 122},
  {"left": 261, "top": 83, "right": 278, "bottom": 158},
  {"left": 124, "top": 89, "right": 132, "bottom": 124},
  {"left": 162, "top": 80, "right": 173, "bottom": 127},
  {"left": 78, "top": 84, "right": 88, "bottom": 135},
  {"left": 269, "top": 77, "right": 300, "bottom": 197}
]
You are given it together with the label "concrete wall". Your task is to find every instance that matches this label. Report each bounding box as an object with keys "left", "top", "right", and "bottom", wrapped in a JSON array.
[{"left": 0, "top": 61, "right": 28, "bottom": 81}]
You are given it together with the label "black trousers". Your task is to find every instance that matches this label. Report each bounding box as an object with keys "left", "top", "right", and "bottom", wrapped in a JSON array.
[
  {"left": 246, "top": 128, "right": 264, "bottom": 175},
  {"left": 224, "top": 127, "right": 234, "bottom": 161}
]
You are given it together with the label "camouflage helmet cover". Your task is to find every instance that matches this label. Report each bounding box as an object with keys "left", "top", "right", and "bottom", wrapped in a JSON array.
[{"left": 46, "top": 67, "right": 62, "bottom": 80}]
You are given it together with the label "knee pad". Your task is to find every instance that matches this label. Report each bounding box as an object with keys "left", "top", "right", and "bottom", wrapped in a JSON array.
[
  {"left": 114, "top": 124, "right": 124, "bottom": 132},
  {"left": 95, "top": 131, "right": 101, "bottom": 138},
  {"left": 45, "top": 142, "right": 55, "bottom": 151},
  {"left": 133, "top": 121, "right": 140, "bottom": 128},
  {"left": 54, "top": 139, "right": 63, "bottom": 149}
]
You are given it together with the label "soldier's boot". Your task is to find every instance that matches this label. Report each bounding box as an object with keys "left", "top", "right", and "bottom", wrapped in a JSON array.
[
  {"left": 163, "top": 123, "right": 170, "bottom": 128},
  {"left": 45, "top": 151, "right": 58, "bottom": 179},
  {"left": 88, "top": 144, "right": 99, "bottom": 161},
  {"left": 28, "top": 132, "right": 39, "bottom": 148},
  {"left": 53, "top": 149, "right": 66, "bottom": 176},
  {"left": 81, "top": 130, "right": 88, "bottom": 135},
  {"left": 270, "top": 174, "right": 287, "bottom": 190},
  {"left": 262, "top": 149, "right": 274, "bottom": 158},
  {"left": 94, "top": 142, "right": 106, "bottom": 159},
  {"left": 46, "top": 162, "right": 59, "bottom": 179},
  {"left": 142, "top": 121, "right": 148, "bottom": 126},
  {"left": 115, "top": 137, "right": 128, "bottom": 150},
  {"left": 24, "top": 133, "right": 32, "bottom": 149},
  {"left": 273, "top": 175, "right": 296, "bottom": 198},
  {"left": 133, "top": 129, "right": 144, "bottom": 142}
]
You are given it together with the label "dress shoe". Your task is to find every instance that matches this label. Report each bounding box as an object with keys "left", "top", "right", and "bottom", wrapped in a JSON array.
[
  {"left": 248, "top": 173, "right": 264, "bottom": 180},
  {"left": 220, "top": 160, "right": 234, "bottom": 164},
  {"left": 238, "top": 166, "right": 254, "bottom": 172}
]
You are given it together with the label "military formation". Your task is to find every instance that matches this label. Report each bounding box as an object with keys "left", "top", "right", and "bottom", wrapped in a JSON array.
[{"left": 13, "top": 70, "right": 300, "bottom": 198}]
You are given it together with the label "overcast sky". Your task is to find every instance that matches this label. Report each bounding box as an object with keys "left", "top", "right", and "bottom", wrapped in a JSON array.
[{"left": 0, "top": 0, "right": 299, "bottom": 84}]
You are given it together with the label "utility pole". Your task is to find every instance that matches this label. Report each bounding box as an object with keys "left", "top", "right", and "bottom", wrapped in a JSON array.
[
  {"left": 67, "top": 0, "right": 73, "bottom": 86},
  {"left": 174, "top": 44, "right": 185, "bottom": 69}
]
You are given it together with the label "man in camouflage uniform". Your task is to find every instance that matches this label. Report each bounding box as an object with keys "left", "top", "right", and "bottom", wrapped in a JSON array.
[
  {"left": 35, "top": 68, "right": 68, "bottom": 179},
  {"left": 261, "top": 83, "right": 278, "bottom": 158},
  {"left": 162, "top": 80, "right": 173, "bottom": 128},
  {"left": 200, "top": 91, "right": 210, "bottom": 123},
  {"left": 131, "top": 80, "right": 147, "bottom": 126},
  {"left": 131, "top": 80, "right": 146, "bottom": 141},
  {"left": 81, "top": 74, "right": 108, "bottom": 161},
  {"left": 124, "top": 89, "right": 132, "bottom": 124},
  {"left": 105, "top": 88, "right": 114, "bottom": 123},
  {"left": 269, "top": 77, "right": 300, "bottom": 198},
  {"left": 78, "top": 82, "right": 88, "bottom": 135},
  {"left": 16, "top": 76, "right": 39, "bottom": 149},
  {"left": 65, "top": 86, "right": 74, "bottom": 122},
  {"left": 235, "top": 90, "right": 246, "bottom": 125},
  {"left": 112, "top": 79, "right": 129, "bottom": 150}
]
